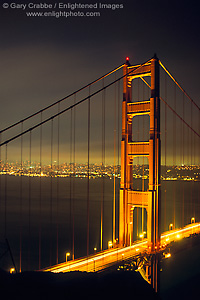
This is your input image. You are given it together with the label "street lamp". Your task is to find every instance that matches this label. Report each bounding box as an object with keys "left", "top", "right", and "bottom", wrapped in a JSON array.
[
  {"left": 169, "top": 223, "right": 173, "bottom": 230},
  {"left": 139, "top": 231, "right": 146, "bottom": 239},
  {"left": 191, "top": 217, "right": 195, "bottom": 223},
  {"left": 164, "top": 252, "right": 171, "bottom": 259},
  {"left": 10, "top": 268, "right": 15, "bottom": 274},
  {"left": 108, "top": 241, "right": 113, "bottom": 249},
  {"left": 66, "top": 252, "right": 70, "bottom": 262}
]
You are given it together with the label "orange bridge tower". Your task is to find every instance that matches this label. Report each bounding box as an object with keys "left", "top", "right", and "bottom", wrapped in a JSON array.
[{"left": 119, "top": 55, "right": 161, "bottom": 253}]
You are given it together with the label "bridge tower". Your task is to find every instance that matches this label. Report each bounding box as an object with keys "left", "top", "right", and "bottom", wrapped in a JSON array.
[{"left": 119, "top": 55, "right": 161, "bottom": 252}]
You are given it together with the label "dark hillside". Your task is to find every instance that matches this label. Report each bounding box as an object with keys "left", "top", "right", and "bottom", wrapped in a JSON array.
[{"left": 0, "top": 269, "right": 159, "bottom": 300}]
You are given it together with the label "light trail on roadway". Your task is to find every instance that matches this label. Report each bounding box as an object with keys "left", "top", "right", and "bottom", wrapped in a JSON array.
[{"left": 43, "top": 222, "right": 200, "bottom": 273}]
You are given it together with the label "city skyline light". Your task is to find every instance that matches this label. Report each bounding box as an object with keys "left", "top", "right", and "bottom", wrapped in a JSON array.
[{"left": 1, "top": 1, "right": 200, "bottom": 168}]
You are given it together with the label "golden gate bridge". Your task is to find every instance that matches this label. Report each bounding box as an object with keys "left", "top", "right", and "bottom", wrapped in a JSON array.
[{"left": 0, "top": 55, "right": 199, "bottom": 292}]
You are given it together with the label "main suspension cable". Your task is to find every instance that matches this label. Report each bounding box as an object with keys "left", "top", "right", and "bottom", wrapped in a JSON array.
[
  {"left": 0, "top": 65, "right": 124, "bottom": 135},
  {"left": 0, "top": 60, "right": 152, "bottom": 148},
  {"left": 140, "top": 77, "right": 200, "bottom": 138},
  {"left": 159, "top": 61, "right": 200, "bottom": 111}
]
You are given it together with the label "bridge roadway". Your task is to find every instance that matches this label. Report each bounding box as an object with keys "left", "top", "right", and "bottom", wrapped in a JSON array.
[{"left": 43, "top": 223, "right": 200, "bottom": 273}]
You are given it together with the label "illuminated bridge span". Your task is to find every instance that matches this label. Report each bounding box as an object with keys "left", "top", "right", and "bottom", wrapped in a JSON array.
[
  {"left": 44, "top": 223, "right": 200, "bottom": 274},
  {"left": 0, "top": 55, "right": 199, "bottom": 292}
]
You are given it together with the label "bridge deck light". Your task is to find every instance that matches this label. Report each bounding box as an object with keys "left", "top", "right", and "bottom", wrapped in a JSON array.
[
  {"left": 10, "top": 268, "right": 15, "bottom": 274},
  {"left": 66, "top": 252, "right": 70, "bottom": 262},
  {"left": 108, "top": 241, "right": 113, "bottom": 248},
  {"left": 164, "top": 253, "right": 171, "bottom": 258}
]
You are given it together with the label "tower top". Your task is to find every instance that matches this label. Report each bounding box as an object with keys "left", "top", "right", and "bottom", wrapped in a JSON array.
[
  {"left": 153, "top": 53, "right": 158, "bottom": 60},
  {"left": 125, "top": 57, "right": 130, "bottom": 66}
]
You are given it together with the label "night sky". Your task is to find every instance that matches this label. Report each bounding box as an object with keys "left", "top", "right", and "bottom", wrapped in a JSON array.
[{"left": 0, "top": 0, "right": 200, "bottom": 164}]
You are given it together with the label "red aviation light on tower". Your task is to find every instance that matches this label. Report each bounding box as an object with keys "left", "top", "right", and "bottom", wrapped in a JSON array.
[{"left": 125, "top": 57, "right": 130, "bottom": 66}]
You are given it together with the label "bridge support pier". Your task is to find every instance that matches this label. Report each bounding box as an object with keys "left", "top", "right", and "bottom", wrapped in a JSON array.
[{"left": 146, "top": 253, "right": 160, "bottom": 293}]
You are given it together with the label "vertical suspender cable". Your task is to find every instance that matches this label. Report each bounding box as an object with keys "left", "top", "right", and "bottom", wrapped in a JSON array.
[
  {"left": 113, "top": 72, "right": 116, "bottom": 244},
  {"left": 117, "top": 80, "right": 120, "bottom": 241},
  {"left": 20, "top": 123, "right": 23, "bottom": 272},
  {"left": 190, "top": 102, "right": 192, "bottom": 218},
  {"left": 173, "top": 84, "right": 176, "bottom": 228},
  {"left": 191, "top": 102, "right": 193, "bottom": 165},
  {"left": 69, "top": 100, "right": 75, "bottom": 260},
  {"left": 56, "top": 104, "right": 60, "bottom": 264},
  {"left": 87, "top": 87, "right": 90, "bottom": 257},
  {"left": 4, "top": 144, "right": 8, "bottom": 238},
  {"left": 28, "top": 131, "right": 32, "bottom": 270},
  {"left": 190, "top": 102, "right": 194, "bottom": 218},
  {"left": 118, "top": 81, "right": 120, "bottom": 174},
  {"left": 39, "top": 113, "right": 42, "bottom": 269},
  {"left": 69, "top": 96, "right": 75, "bottom": 261},
  {"left": 101, "top": 79, "right": 105, "bottom": 251},
  {"left": 164, "top": 73, "right": 167, "bottom": 231},
  {"left": 72, "top": 94, "right": 76, "bottom": 260},
  {"left": 182, "top": 94, "right": 185, "bottom": 226},
  {"left": 142, "top": 78, "right": 145, "bottom": 235},
  {"left": 137, "top": 79, "right": 139, "bottom": 237},
  {"left": 50, "top": 119, "right": 53, "bottom": 266},
  {"left": 69, "top": 107, "right": 72, "bottom": 258}
]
